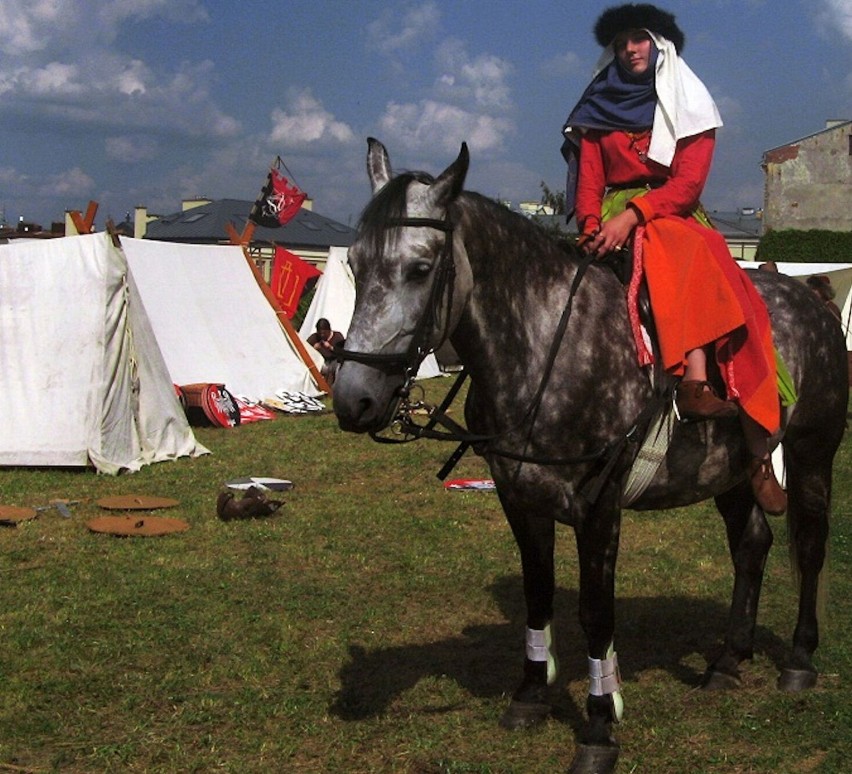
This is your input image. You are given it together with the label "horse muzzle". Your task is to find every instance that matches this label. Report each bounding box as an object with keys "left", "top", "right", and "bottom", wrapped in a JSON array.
[{"left": 332, "top": 361, "right": 406, "bottom": 433}]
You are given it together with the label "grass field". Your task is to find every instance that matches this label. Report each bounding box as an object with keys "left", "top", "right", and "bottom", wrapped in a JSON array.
[{"left": 1, "top": 382, "right": 850, "bottom": 773}]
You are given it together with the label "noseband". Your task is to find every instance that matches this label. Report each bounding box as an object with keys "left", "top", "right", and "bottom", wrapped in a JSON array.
[{"left": 334, "top": 215, "right": 456, "bottom": 395}]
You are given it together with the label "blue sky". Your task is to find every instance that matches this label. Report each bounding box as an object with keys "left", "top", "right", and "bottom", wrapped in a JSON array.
[{"left": 1, "top": 0, "right": 850, "bottom": 229}]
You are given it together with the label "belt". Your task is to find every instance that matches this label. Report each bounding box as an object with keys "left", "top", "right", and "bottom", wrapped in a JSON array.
[{"left": 607, "top": 180, "right": 664, "bottom": 191}]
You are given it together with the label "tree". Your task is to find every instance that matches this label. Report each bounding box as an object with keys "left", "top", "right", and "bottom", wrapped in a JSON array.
[{"left": 539, "top": 182, "right": 566, "bottom": 215}]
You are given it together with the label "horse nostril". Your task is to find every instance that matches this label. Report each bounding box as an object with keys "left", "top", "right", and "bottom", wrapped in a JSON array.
[{"left": 357, "top": 396, "right": 374, "bottom": 420}]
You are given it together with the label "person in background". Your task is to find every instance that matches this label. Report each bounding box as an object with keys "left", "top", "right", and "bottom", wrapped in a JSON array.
[
  {"left": 561, "top": 3, "right": 785, "bottom": 514},
  {"left": 307, "top": 318, "right": 345, "bottom": 383},
  {"left": 806, "top": 275, "right": 842, "bottom": 322}
]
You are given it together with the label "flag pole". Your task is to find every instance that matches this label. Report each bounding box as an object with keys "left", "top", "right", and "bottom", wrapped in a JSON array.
[{"left": 227, "top": 221, "right": 331, "bottom": 394}]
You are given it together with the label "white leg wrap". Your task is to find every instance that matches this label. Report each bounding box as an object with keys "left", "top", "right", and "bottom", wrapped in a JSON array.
[
  {"left": 525, "top": 623, "right": 558, "bottom": 686},
  {"left": 588, "top": 643, "right": 624, "bottom": 722}
]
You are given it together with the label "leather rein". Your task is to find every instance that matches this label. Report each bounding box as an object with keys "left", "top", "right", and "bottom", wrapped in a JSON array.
[{"left": 333, "top": 211, "right": 657, "bottom": 494}]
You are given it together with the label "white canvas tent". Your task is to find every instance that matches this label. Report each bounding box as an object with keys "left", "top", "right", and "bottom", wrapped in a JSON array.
[
  {"left": 299, "top": 246, "right": 443, "bottom": 378},
  {"left": 0, "top": 233, "right": 208, "bottom": 473},
  {"left": 741, "top": 261, "right": 852, "bottom": 349},
  {"left": 122, "top": 237, "right": 325, "bottom": 400}
]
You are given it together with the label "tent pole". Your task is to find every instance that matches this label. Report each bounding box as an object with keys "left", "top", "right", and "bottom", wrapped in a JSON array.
[
  {"left": 69, "top": 200, "right": 99, "bottom": 235},
  {"left": 227, "top": 221, "right": 331, "bottom": 394}
]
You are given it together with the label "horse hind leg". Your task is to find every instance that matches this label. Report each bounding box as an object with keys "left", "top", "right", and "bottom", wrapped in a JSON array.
[
  {"left": 704, "top": 482, "right": 774, "bottom": 690},
  {"left": 776, "top": 440, "right": 833, "bottom": 692}
]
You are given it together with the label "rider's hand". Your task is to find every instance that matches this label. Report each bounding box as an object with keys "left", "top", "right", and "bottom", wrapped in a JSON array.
[{"left": 583, "top": 208, "right": 640, "bottom": 258}]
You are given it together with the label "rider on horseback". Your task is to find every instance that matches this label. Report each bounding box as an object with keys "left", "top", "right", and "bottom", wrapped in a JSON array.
[{"left": 562, "top": 3, "right": 787, "bottom": 515}]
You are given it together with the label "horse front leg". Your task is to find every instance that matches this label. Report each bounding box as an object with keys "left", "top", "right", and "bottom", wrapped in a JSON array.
[
  {"left": 705, "top": 482, "right": 774, "bottom": 689},
  {"left": 498, "top": 500, "right": 558, "bottom": 730},
  {"left": 570, "top": 495, "right": 622, "bottom": 774}
]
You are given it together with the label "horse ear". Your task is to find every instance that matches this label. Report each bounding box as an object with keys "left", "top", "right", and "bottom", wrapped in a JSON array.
[
  {"left": 428, "top": 142, "right": 469, "bottom": 208},
  {"left": 366, "top": 137, "right": 392, "bottom": 194}
]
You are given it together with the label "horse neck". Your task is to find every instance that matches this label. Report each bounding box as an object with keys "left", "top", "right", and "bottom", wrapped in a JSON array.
[{"left": 449, "top": 194, "right": 590, "bottom": 385}]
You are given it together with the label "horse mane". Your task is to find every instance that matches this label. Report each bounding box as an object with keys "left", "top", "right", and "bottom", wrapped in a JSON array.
[{"left": 456, "top": 190, "right": 585, "bottom": 280}]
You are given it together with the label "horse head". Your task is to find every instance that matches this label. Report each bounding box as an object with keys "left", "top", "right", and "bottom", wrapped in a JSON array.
[{"left": 333, "top": 139, "right": 474, "bottom": 433}]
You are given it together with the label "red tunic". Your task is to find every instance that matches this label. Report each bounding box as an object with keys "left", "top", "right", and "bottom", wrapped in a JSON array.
[{"left": 576, "top": 129, "right": 779, "bottom": 434}]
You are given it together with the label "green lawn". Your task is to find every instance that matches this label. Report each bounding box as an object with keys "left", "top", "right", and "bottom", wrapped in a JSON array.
[{"left": 1, "top": 385, "right": 849, "bottom": 773}]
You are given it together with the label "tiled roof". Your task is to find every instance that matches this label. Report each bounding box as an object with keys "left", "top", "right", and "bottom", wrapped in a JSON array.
[
  {"left": 144, "top": 198, "right": 357, "bottom": 247},
  {"left": 762, "top": 120, "right": 852, "bottom": 155},
  {"left": 529, "top": 209, "right": 763, "bottom": 240},
  {"left": 706, "top": 210, "right": 763, "bottom": 239}
]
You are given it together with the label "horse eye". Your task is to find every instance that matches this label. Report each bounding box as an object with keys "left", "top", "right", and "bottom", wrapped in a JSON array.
[{"left": 407, "top": 261, "right": 433, "bottom": 281}]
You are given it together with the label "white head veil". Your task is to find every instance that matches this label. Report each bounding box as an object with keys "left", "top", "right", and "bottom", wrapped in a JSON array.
[{"left": 586, "top": 31, "right": 723, "bottom": 168}]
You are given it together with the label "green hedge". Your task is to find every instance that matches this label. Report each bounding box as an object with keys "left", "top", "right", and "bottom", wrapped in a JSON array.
[{"left": 756, "top": 230, "right": 852, "bottom": 264}]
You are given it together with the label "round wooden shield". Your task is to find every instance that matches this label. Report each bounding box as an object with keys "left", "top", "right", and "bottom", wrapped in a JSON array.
[
  {"left": 86, "top": 515, "right": 189, "bottom": 537},
  {"left": 95, "top": 495, "right": 180, "bottom": 511},
  {"left": 0, "top": 505, "right": 38, "bottom": 525}
]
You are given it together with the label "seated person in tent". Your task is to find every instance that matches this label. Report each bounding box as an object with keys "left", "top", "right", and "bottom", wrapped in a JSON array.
[{"left": 307, "top": 318, "right": 345, "bottom": 381}]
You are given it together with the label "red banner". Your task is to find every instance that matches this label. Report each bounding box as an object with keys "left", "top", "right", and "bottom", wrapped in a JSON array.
[
  {"left": 249, "top": 167, "right": 307, "bottom": 228},
  {"left": 271, "top": 247, "right": 321, "bottom": 318}
]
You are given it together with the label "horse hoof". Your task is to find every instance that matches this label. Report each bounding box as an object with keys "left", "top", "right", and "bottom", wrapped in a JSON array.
[
  {"left": 702, "top": 669, "right": 741, "bottom": 691},
  {"left": 498, "top": 699, "right": 551, "bottom": 730},
  {"left": 778, "top": 668, "right": 817, "bottom": 692},
  {"left": 567, "top": 743, "right": 620, "bottom": 774}
]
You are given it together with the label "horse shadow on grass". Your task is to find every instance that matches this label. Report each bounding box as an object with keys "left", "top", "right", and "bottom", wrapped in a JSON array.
[{"left": 330, "top": 574, "right": 791, "bottom": 726}]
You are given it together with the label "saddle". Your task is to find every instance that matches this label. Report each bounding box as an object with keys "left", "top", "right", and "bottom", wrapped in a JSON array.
[{"left": 596, "top": 239, "right": 681, "bottom": 507}]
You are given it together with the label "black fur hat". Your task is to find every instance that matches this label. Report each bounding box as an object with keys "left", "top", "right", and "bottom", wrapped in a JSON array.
[{"left": 594, "top": 4, "right": 685, "bottom": 54}]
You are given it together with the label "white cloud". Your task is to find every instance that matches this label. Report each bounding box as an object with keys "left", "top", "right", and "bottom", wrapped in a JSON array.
[
  {"left": 379, "top": 99, "right": 512, "bottom": 155},
  {"left": 105, "top": 135, "right": 159, "bottom": 163},
  {"left": 367, "top": 1, "right": 441, "bottom": 56},
  {"left": 268, "top": 89, "right": 356, "bottom": 148},
  {"left": 95, "top": 0, "right": 209, "bottom": 30},
  {"left": 817, "top": 0, "right": 852, "bottom": 41},
  {"left": 434, "top": 40, "right": 513, "bottom": 111},
  {"left": 1, "top": 163, "right": 95, "bottom": 199},
  {"left": 0, "top": 0, "right": 209, "bottom": 56},
  {"left": 0, "top": 0, "right": 234, "bottom": 141},
  {"left": 0, "top": 0, "right": 71, "bottom": 55},
  {"left": 0, "top": 53, "right": 240, "bottom": 140},
  {"left": 377, "top": 34, "right": 516, "bottom": 157},
  {"left": 541, "top": 51, "right": 583, "bottom": 78},
  {"left": 41, "top": 166, "right": 96, "bottom": 197}
]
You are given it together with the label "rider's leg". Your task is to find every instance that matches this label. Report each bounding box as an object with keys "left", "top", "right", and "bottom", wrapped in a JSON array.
[
  {"left": 677, "top": 346, "right": 738, "bottom": 420},
  {"left": 740, "top": 412, "right": 787, "bottom": 515}
]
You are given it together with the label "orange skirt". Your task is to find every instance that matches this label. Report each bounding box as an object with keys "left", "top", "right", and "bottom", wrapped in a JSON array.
[{"left": 642, "top": 217, "right": 779, "bottom": 434}]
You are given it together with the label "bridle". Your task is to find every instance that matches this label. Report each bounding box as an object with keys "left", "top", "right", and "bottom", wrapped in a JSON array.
[{"left": 333, "top": 214, "right": 458, "bottom": 398}]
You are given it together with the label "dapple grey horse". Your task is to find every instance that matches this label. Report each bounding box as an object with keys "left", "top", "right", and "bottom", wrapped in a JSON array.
[{"left": 332, "top": 138, "right": 848, "bottom": 773}]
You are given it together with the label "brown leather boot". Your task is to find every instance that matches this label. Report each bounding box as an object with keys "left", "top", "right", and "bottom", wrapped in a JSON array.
[
  {"left": 748, "top": 456, "right": 787, "bottom": 516},
  {"left": 676, "top": 380, "right": 738, "bottom": 420}
]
